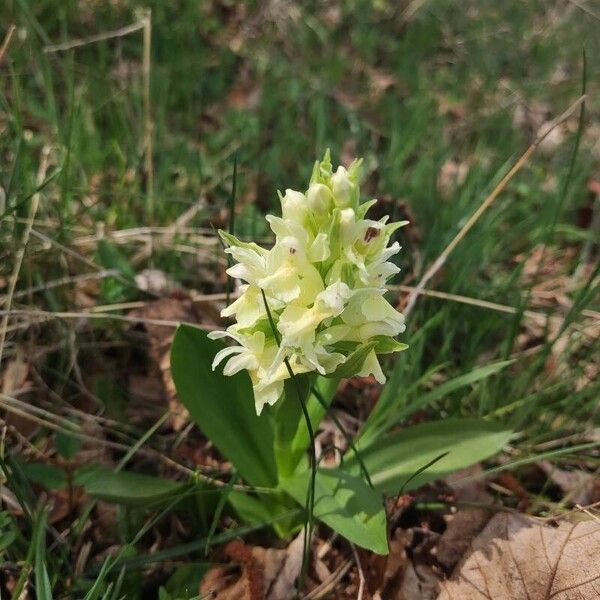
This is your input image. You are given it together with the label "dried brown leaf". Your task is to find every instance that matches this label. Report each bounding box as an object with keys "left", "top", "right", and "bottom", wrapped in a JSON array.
[
  {"left": 129, "top": 297, "right": 202, "bottom": 430},
  {"left": 437, "top": 513, "right": 600, "bottom": 600},
  {"left": 1, "top": 349, "right": 29, "bottom": 394},
  {"left": 200, "top": 534, "right": 303, "bottom": 600},
  {"left": 396, "top": 562, "right": 441, "bottom": 600},
  {"left": 538, "top": 462, "right": 600, "bottom": 507}
]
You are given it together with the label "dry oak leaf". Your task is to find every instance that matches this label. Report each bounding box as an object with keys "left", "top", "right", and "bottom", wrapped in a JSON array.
[
  {"left": 200, "top": 534, "right": 303, "bottom": 600},
  {"left": 437, "top": 512, "right": 600, "bottom": 600}
]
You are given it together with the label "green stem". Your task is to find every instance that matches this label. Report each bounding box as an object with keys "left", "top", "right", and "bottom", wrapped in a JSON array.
[
  {"left": 260, "top": 290, "right": 316, "bottom": 581},
  {"left": 310, "top": 384, "right": 373, "bottom": 489}
]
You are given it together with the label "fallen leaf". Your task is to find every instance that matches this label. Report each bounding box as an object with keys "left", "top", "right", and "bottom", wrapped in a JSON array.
[
  {"left": 134, "top": 269, "right": 180, "bottom": 296},
  {"left": 1, "top": 349, "right": 29, "bottom": 394},
  {"left": 538, "top": 461, "right": 600, "bottom": 507},
  {"left": 1, "top": 348, "right": 38, "bottom": 436},
  {"left": 437, "top": 512, "right": 600, "bottom": 600},
  {"left": 396, "top": 562, "right": 440, "bottom": 600},
  {"left": 436, "top": 510, "right": 491, "bottom": 574},
  {"left": 129, "top": 297, "right": 203, "bottom": 430},
  {"left": 437, "top": 465, "right": 495, "bottom": 572},
  {"left": 200, "top": 534, "right": 303, "bottom": 600}
]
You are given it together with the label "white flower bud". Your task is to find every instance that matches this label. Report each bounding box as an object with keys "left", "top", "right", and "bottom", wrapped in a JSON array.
[{"left": 306, "top": 182, "right": 332, "bottom": 214}]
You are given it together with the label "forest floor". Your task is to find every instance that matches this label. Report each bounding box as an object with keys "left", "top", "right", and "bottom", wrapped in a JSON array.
[{"left": 0, "top": 1, "right": 599, "bottom": 598}]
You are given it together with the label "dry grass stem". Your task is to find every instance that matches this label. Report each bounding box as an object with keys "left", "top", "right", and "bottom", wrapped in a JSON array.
[
  {"left": 43, "top": 21, "right": 145, "bottom": 53},
  {"left": 403, "top": 94, "right": 587, "bottom": 317},
  {"left": 0, "top": 24, "right": 16, "bottom": 65},
  {"left": 0, "top": 146, "right": 50, "bottom": 371}
]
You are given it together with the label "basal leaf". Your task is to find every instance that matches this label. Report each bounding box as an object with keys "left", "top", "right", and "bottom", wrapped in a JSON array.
[
  {"left": 281, "top": 467, "right": 388, "bottom": 555},
  {"left": 171, "top": 324, "right": 277, "bottom": 487},
  {"left": 75, "top": 465, "right": 185, "bottom": 506},
  {"left": 348, "top": 418, "right": 512, "bottom": 495}
]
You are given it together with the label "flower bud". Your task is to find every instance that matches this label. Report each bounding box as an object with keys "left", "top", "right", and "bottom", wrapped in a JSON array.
[{"left": 306, "top": 182, "right": 332, "bottom": 215}]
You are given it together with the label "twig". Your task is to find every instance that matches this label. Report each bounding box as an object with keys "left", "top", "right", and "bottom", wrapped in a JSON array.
[
  {"left": 390, "top": 284, "right": 600, "bottom": 323},
  {"left": 403, "top": 95, "right": 587, "bottom": 318},
  {"left": 351, "top": 544, "right": 365, "bottom": 600},
  {"left": 0, "top": 269, "right": 118, "bottom": 305},
  {"left": 0, "top": 393, "right": 268, "bottom": 493},
  {"left": 142, "top": 10, "right": 154, "bottom": 219},
  {"left": 0, "top": 146, "right": 50, "bottom": 371},
  {"left": 0, "top": 308, "right": 220, "bottom": 330},
  {"left": 43, "top": 21, "right": 144, "bottom": 53},
  {"left": 567, "top": 0, "right": 600, "bottom": 21},
  {"left": 28, "top": 228, "right": 159, "bottom": 297},
  {"left": 0, "top": 24, "right": 16, "bottom": 65},
  {"left": 302, "top": 560, "right": 353, "bottom": 600},
  {"left": 575, "top": 503, "right": 600, "bottom": 524}
]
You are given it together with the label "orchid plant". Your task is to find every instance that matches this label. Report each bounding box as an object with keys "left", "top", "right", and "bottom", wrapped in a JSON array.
[{"left": 170, "top": 152, "right": 513, "bottom": 557}]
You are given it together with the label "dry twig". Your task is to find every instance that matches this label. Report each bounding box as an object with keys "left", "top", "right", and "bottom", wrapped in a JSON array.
[
  {"left": 403, "top": 95, "right": 587, "bottom": 318},
  {"left": 0, "top": 24, "right": 16, "bottom": 65}
]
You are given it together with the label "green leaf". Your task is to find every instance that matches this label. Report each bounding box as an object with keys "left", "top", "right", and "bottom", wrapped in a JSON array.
[
  {"left": 96, "top": 239, "right": 135, "bottom": 279},
  {"left": 401, "top": 360, "right": 515, "bottom": 420},
  {"left": 96, "top": 239, "right": 135, "bottom": 304},
  {"left": 0, "top": 511, "right": 17, "bottom": 552},
  {"left": 171, "top": 324, "right": 277, "bottom": 487},
  {"left": 281, "top": 468, "right": 388, "bottom": 555},
  {"left": 218, "top": 229, "right": 265, "bottom": 253},
  {"left": 56, "top": 430, "right": 81, "bottom": 460},
  {"left": 163, "top": 564, "right": 210, "bottom": 599},
  {"left": 348, "top": 418, "right": 512, "bottom": 495},
  {"left": 228, "top": 490, "right": 300, "bottom": 538},
  {"left": 21, "top": 462, "right": 67, "bottom": 490},
  {"left": 33, "top": 508, "right": 53, "bottom": 600},
  {"left": 372, "top": 337, "right": 409, "bottom": 354},
  {"left": 326, "top": 341, "right": 376, "bottom": 379},
  {"left": 74, "top": 466, "right": 185, "bottom": 506}
]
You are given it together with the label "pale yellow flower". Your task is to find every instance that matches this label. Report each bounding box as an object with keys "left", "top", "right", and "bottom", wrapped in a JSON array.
[{"left": 211, "top": 152, "right": 407, "bottom": 414}]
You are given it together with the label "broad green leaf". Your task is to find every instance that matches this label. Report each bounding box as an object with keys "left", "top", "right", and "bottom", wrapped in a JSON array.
[
  {"left": 20, "top": 462, "right": 67, "bottom": 490},
  {"left": 56, "top": 430, "right": 81, "bottom": 460},
  {"left": 74, "top": 466, "right": 185, "bottom": 506},
  {"left": 348, "top": 419, "right": 512, "bottom": 495},
  {"left": 281, "top": 468, "right": 388, "bottom": 555},
  {"left": 171, "top": 324, "right": 277, "bottom": 487},
  {"left": 228, "top": 490, "right": 300, "bottom": 538}
]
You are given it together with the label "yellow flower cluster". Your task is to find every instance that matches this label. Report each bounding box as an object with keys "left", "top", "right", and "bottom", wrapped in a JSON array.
[{"left": 210, "top": 152, "right": 407, "bottom": 414}]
